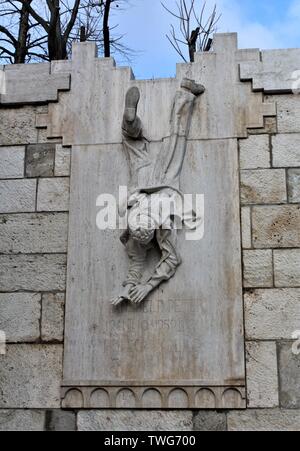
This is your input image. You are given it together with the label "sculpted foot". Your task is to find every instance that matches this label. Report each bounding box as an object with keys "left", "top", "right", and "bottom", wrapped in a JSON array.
[
  {"left": 124, "top": 87, "right": 140, "bottom": 122},
  {"left": 181, "top": 78, "right": 205, "bottom": 96}
]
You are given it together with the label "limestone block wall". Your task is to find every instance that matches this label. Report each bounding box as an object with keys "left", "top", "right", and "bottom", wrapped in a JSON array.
[{"left": 0, "top": 34, "right": 299, "bottom": 431}]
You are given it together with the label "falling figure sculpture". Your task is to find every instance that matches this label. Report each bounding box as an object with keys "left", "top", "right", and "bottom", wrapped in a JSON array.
[{"left": 112, "top": 78, "right": 205, "bottom": 306}]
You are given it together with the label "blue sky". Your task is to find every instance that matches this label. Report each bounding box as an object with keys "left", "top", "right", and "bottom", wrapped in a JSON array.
[{"left": 114, "top": 0, "right": 300, "bottom": 78}]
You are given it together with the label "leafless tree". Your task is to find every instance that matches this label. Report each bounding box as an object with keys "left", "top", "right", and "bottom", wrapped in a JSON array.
[
  {"left": 162, "top": 0, "right": 220, "bottom": 63},
  {"left": 0, "top": 0, "right": 134, "bottom": 64}
]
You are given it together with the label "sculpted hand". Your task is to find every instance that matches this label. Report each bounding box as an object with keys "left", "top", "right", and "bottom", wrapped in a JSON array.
[
  {"left": 111, "top": 284, "right": 134, "bottom": 306},
  {"left": 129, "top": 284, "right": 152, "bottom": 304}
]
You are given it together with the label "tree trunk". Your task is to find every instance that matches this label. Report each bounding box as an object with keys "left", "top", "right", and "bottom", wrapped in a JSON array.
[
  {"left": 103, "top": 0, "right": 112, "bottom": 57},
  {"left": 15, "top": 0, "right": 31, "bottom": 63}
]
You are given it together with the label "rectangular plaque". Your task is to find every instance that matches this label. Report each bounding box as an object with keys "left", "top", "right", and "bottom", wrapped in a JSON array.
[{"left": 62, "top": 138, "right": 246, "bottom": 409}]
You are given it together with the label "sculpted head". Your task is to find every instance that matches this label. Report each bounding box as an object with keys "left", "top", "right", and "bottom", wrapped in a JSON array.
[{"left": 128, "top": 209, "right": 156, "bottom": 245}]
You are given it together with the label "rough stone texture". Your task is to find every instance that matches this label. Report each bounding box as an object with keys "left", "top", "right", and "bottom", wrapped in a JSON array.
[
  {"left": 0, "top": 146, "right": 25, "bottom": 179},
  {"left": 0, "top": 213, "right": 68, "bottom": 254},
  {"left": 243, "top": 250, "right": 273, "bottom": 288},
  {"left": 274, "top": 249, "right": 300, "bottom": 287},
  {"left": 239, "top": 135, "right": 270, "bottom": 169},
  {"left": 193, "top": 411, "right": 227, "bottom": 431},
  {"left": 241, "top": 207, "right": 252, "bottom": 249},
  {"left": 267, "top": 95, "right": 300, "bottom": 134},
  {"left": 37, "top": 178, "right": 70, "bottom": 212},
  {"left": 0, "top": 293, "right": 41, "bottom": 343},
  {"left": 0, "top": 410, "right": 45, "bottom": 431},
  {"left": 0, "top": 179, "right": 36, "bottom": 213},
  {"left": 0, "top": 254, "right": 67, "bottom": 292},
  {"left": 288, "top": 169, "right": 300, "bottom": 203},
  {"left": 247, "top": 116, "right": 277, "bottom": 135},
  {"left": 241, "top": 169, "right": 287, "bottom": 205},
  {"left": 0, "top": 106, "right": 38, "bottom": 146},
  {"left": 252, "top": 205, "right": 300, "bottom": 248},
  {"left": 55, "top": 145, "right": 71, "bottom": 176},
  {"left": 0, "top": 345, "right": 63, "bottom": 408},
  {"left": 278, "top": 342, "right": 300, "bottom": 409},
  {"left": 246, "top": 341, "right": 279, "bottom": 408},
  {"left": 228, "top": 409, "right": 300, "bottom": 431},
  {"left": 45, "top": 410, "right": 76, "bottom": 432},
  {"left": 245, "top": 289, "right": 300, "bottom": 340},
  {"left": 272, "top": 134, "right": 300, "bottom": 167},
  {"left": 42, "top": 293, "right": 65, "bottom": 342},
  {"left": 25, "top": 143, "right": 55, "bottom": 178},
  {"left": 77, "top": 411, "right": 194, "bottom": 432}
]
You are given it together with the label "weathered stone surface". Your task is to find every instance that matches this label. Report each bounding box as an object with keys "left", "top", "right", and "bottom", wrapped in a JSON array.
[
  {"left": 288, "top": 169, "right": 300, "bottom": 203},
  {"left": 274, "top": 250, "right": 300, "bottom": 287},
  {"left": 42, "top": 293, "right": 65, "bottom": 342},
  {"left": 0, "top": 179, "right": 36, "bottom": 213},
  {"left": 245, "top": 289, "right": 300, "bottom": 340},
  {"left": 228, "top": 409, "right": 300, "bottom": 431},
  {"left": 278, "top": 342, "right": 300, "bottom": 409},
  {"left": 37, "top": 178, "right": 70, "bottom": 212},
  {"left": 241, "top": 207, "right": 252, "bottom": 249},
  {"left": 26, "top": 144, "right": 55, "bottom": 177},
  {"left": 0, "top": 106, "right": 38, "bottom": 146},
  {"left": 45, "top": 410, "right": 76, "bottom": 432},
  {"left": 0, "top": 146, "right": 25, "bottom": 179},
  {"left": 246, "top": 341, "right": 279, "bottom": 408},
  {"left": 272, "top": 134, "right": 300, "bottom": 167},
  {"left": 0, "top": 254, "right": 67, "bottom": 292},
  {"left": 267, "top": 95, "right": 300, "bottom": 133},
  {"left": 55, "top": 145, "right": 71, "bottom": 176},
  {"left": 243, "top": 250, "right": 273, "bottom": 288},
  {"left": 77, "top": 411, "right": 194, "bottom": 432},
  {"left": 0, "top": 213, "right": 68, "bottom": 254},
  {"left": 0, "top": 410, "right": 45, "bottom": 432},
  {"left": 0, "top": 293, "right": 41, "bottom": 342},
  {"left": 193, "top": 411, "right": 227, "bottom": 431},
  {"left": 252, "top": 205, "right": 300, "bottom": 248},
  {"left": 241, "top": 169, "right": 287, "bottom": 205},
  {"left": 239, "top": 135, "right": 270, "bottom": 169},
  {"left": 0, "top": 345, "right": 63, "bottom": 408},
  {"left": 247, "top": 117, "right": 277, "bottom": 135}
]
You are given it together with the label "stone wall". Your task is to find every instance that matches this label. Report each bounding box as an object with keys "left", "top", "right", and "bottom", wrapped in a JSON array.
[{"left": 0, "top": 35, "right": 299, "bottom": 431}]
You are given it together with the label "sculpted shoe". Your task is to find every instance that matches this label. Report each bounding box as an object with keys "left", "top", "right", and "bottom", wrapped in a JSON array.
[
  {"left": 181, "top": 78, "right": 205, "bottom": 96},
  {"left": 124, "top": 86, "right": 140, "bottom": 122}
]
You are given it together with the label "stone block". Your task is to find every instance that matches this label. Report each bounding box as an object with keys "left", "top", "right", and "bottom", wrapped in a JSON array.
[
  {"left": 252, "top": 205, "right": 300, "bottom": 248},
  {"left": 267, "top": 95, "right": 300, "bottom": 134},
  {"left": 25, "top": 143, "right": 55, "bottom": 177},
  {"left": 241, "top": 207, "right": 252, "bottom": 249},
  {"left": 0, "top": 345, "right": 63, "bottom": 408},
  {"left": 241, "top": 169, "right": 287, "bottom": 205},
  {"left": 239, "top": 135, "right": 270, "bottom": 169},
  {"left": 55, "top": 145, "right": 71, "bottom": 176},
  {"left": 42, "top": 293, "right": 65, "bottom": 342},
  {"left": 193, "top": 411, "right": 227, "bottom": 431},
  {"left": 288, "top": 169, "right": 300, "bottom": 203},
  {"left": 0, "top": 254, "right": 67, "bottom": 292},
  {"left": 228, "top": 409, "right": 300, "bottom": 431},
  {"left": 0, "top": 293, "right": 41, "bottom": 342},
  {"left": 37, "top": 178, "right": 70, "bottom": 212},
  {"left": 274, "top": 249, "right": 300, "bottom": 287},
  {"left": 0, "top": 213, "right": 68, "bottom": 254},
  {"left": 246, "top": 341, "right": 279, "bottom": 408},
  {"left": 45, "top": 410, "right": 76, "bottom": 432},
  {"left": 0, "top": 410, "right": 45, "bottom": 431},
  {"left": 0, "top": 146, "right": 25, "bottom": 179},
  {"left": 0, "top": 106, "right": 38, "bottom": 146},
  {"left": 0, "top": 179, "right": 36, "bottom": 213},
  {"left": 272, "top": 134, "right": 300, "bottom": 167},
  {"left": 278, "top": 342, "right": 300, "bottom": 409},
  {"left": 77, "top": 411, "right": 194, "bottom": 432},
  {"left": 243, "top": 250, "right": 273, "bottom": 288},
  {"left": 245, "top": 289, "right": 300, "bottom": 340}
]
